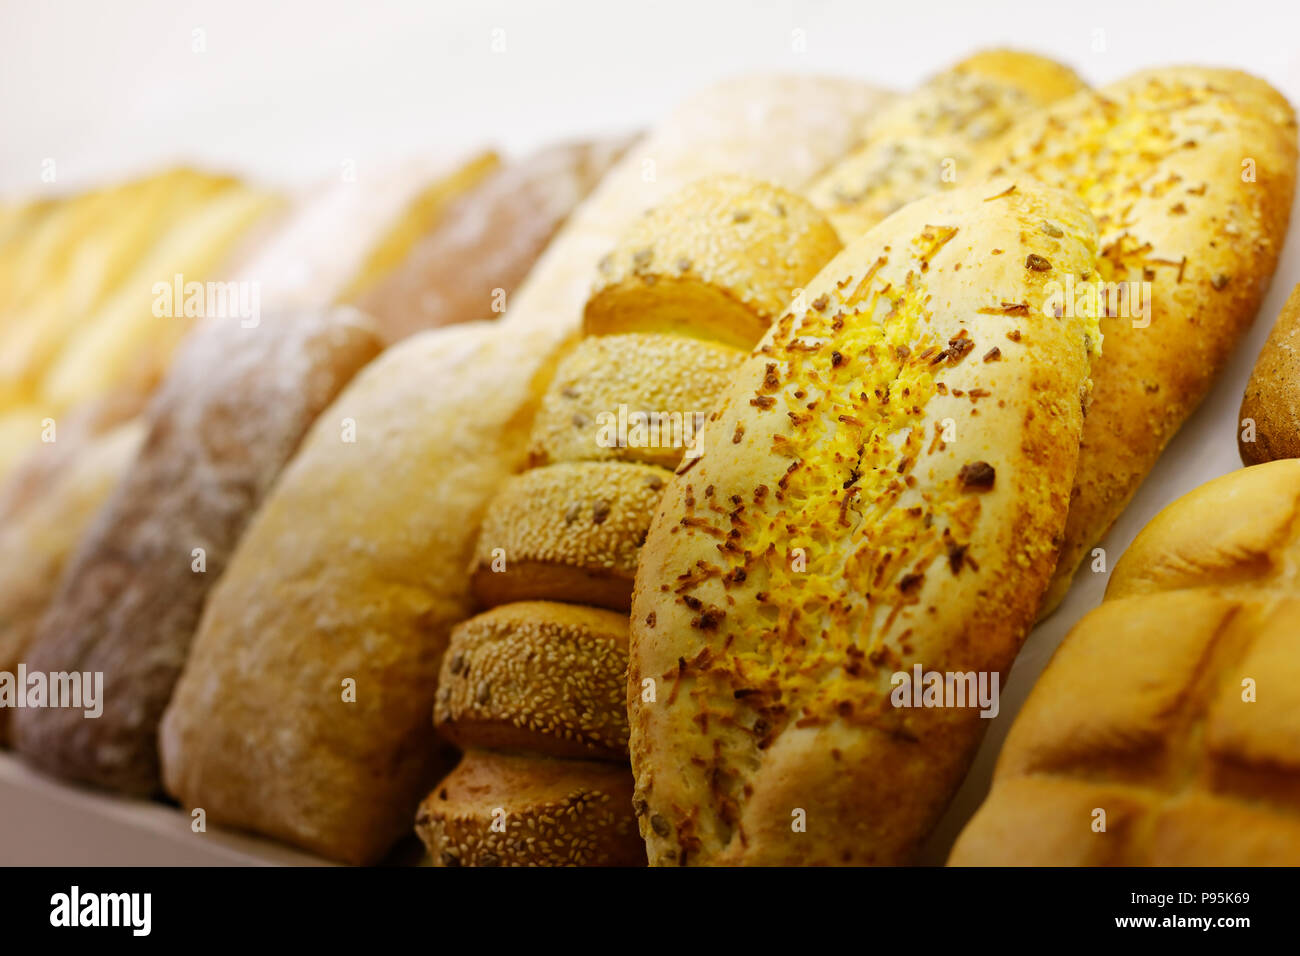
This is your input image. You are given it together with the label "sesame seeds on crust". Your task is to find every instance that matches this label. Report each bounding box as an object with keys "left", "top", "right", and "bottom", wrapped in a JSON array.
[
  {"left": 583, "top": 175, "right": 842, "bottom": 349},
  {"left": 435, "top": 602, "right": 630, "bottom": 760}
]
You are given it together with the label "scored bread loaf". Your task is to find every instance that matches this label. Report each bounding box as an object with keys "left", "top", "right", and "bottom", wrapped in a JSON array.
[
  {"left": 355, "top": 138, "right": 631, "bottom": 344},
  {"left": 977, "top": 68, "right": 1298, "bottom": 614},
  {"left": 416, "top": 749, "right": 645, "bottom": 867},
  {"left": 627, "top": 177, "right": 1103, "bottom": 865},
  {"left": 161, "top": 75, "right": 890, "bottom": 865},
  {"left": 0, "top": 420, "right": 144, "bottom": 746},
  {"left": 15, "top": 308, "right": 382, "bottom": 795},
  {"left": 807, "top": 50, "right": 1086, "bottom": 240},
  {"left": 950, "top": 459, "right": 1300, "bottom": 865},
  {"left": 1240, "top": 282, "right": 1300, "bottom": 464}
]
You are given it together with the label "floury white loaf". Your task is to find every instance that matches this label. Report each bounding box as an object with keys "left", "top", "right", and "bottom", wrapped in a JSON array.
[
  {"left": 160, "top": 75, "right": 892, "bottom": 865},
  {"left": 628, "top": 178, "right": 1103, "bottom": 865}
]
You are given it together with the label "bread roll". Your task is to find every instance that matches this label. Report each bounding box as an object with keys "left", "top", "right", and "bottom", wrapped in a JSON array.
[
  {"left": 160, "top": 75, "right": 890, "bottom": 865},
  {"left": 950, "top": 459, "right": 1300, "bottom": 865},
  {"left": 1240, "top": 282, "right": 1300, "bottom": 464},
  {"left": 976, "top": 68, "right": 1298, "bottom": 614},
  {"left": 0, "top": 421, "right": 144, "bottom": 745},
  {"left": 355, "top": 138, "right": 632, "bottom": 344},
  {"left": 584, "top": 176, "right": 842, "bottom": 348},
  {"left": 471, "top": 462, "right": 671, "bottom": 612},
  {"left": 14, "top": 308, "right": 382, "bottom": 794},
  {"left": 434, "top": 602, "right": 629, "bottom": 760},
  {"left": 526, "top": 333, "right": 744, "bottom": 470},
  {"left": 808, "top": 50, "right": 1086, "bottom": 240},
  {"left": 415, "top": 749, "right": 644, "bottom": 867},
  {"left": 628, "top": 178, "right": 1102, "bottom": 865}
]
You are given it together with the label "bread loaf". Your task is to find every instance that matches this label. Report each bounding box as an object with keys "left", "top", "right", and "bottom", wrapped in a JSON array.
[
  {"left": 628, "top": 178, "right": 1102, "bottom": 865},
  {"left": 526, "top": 333, "right": 744, "bottom": 470},
  {"left": 14, "top": 308, "right": 382, "bottom": 795},
  {"left": 1240, "top": 282, "right": 1300, "bottom": 464},
  {"left": 977, "top": 68, "right": 1298, "bottom": 614},
  {"left": 0, "top": 421, "right": 144, "bottom": 745},
  {"left": 950, "top": 459, "right": 1300, "bottom": 865},
  {"left": 356, "top": 138, "right": 632, "bottom": 343},
  {"left": 434, "top": 601, "right": 629, "bottom": 760},
  {"left": 415, "top": 749, "right": 644, "bottom": 867},
  {"left": 807, "top": 50, "right": 1086, "bottom": 240},
  {"left": 471, "top": 462, "right": 671, "bottom": 612},
  {"left": 158, "top": 75, "right": 887, "bottom": 865},
  {"left": 584, "top": 176, "right": 843, "bottom": 347}
]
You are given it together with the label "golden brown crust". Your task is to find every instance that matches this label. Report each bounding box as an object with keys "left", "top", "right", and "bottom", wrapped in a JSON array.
[
  {"left": 1240, "top": 282, "right": 1300, "bottom": 464},
  {"left": 951, "top": 460, "right": 1300, "bottom": 865},
  {"left": 628, "top": 178, "right": 1101, "bottom": 865},
  {"left": 415, "top": 749, "right": 645, "bottom": 867},
  {"left": 979, "top": 67, "right": 1298, "bottom": 615},
  {"left": 434, "top": 602, "right": 629, "bottom": 760},
  {"left": 471, "top": 461, "right": 672, "bottom": 613},
  {"left": 808, "top": 50, "right": 1086, "bottom": 240},
  {"left": 527, "top": 333, "right": 744, "bottom": 470},
  {"left": 583, "top": 175, "right": 841, "bottom": 348}
]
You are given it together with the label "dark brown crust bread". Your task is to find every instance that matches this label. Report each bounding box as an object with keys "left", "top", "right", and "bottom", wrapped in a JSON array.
[
  {"left": 1240, "top": 282, "right": 1300, "bottom": 464},
  {"left": 13, "top": 309, "right": 382, "bottom": 794},
  {"left": 950, "top": 460, "right": 1300, "bottom": 865},
  {"left": 628, "top": 179, "right": 1102, "bottom": 865},
  {"left": 415, "top": 749, "right": 645, "bottom": 867}
]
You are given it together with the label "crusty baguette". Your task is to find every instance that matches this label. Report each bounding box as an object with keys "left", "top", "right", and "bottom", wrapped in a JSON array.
[
  {"left": 14, "top": 308, "right": 381, "bottom": 795},
  {"left": 628, "top": 178, "right": 1102, "bottom": 865},
  {"left": 1240, "top": 282, "right": 1300, "bottom": 464},
  {"left": 0, "top": 421, "right": 144, "bottom": 746},
  {"left": 977, "top": 68, "right": 1298, "bottom": 615},
  {"left": 950, "top": 459, "right": 1300, "bottom": 865},
  {"left": 416, "top": 749, "right": 644, "bottom": 867},
  {"left": 435, "top": 601, "right": 629, "bottom": 760},
  {"left": 159, "top": 75, "right": 889, "bottom": 865},
  {"left": 356, "top": 138, "right": 632, "bottom": 344},
  {"left": 807, "top": 50, "right": 1086, "bottom": 240}
]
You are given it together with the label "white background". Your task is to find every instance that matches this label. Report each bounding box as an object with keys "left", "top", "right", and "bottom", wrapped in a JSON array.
[{"left": 3, "top": 0, "right": 1300, "bottom": 862}]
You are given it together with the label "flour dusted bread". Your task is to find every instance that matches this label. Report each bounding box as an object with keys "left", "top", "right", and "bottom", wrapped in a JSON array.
[
  {"left": 950, "top": 460, "right": 1300, "bottom": 865},
  {"left": 15, "top": 308, "right": 381, "bottom": 794},
  {"left": 978, "top": 68, "right": 1298, "bottom": 613},
  {"left": 1240, "top": 283, "right": 1300, "bottom": 464},
  {"left": 356, "top": 138, "right": 630, "bottom": 343},
  {"left": 628, "top": 178, "right": 1102, "bottom": 865},
  {"left": 0, "top": 421, "right": 144, "bottom": 746}
]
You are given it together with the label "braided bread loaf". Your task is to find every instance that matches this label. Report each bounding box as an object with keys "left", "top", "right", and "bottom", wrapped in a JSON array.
[
  {"left": 422, "top": 176, "right": 844, "bottom": 866},
  {"left": 950, "top": 459, "right": 1300, "bottom": 865}
]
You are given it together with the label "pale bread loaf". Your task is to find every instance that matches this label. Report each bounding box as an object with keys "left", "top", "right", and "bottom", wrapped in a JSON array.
[{"left": 950, "top": 459, "right": 1300, "bottom": 865}]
